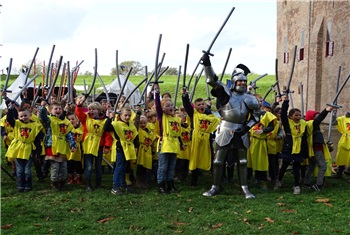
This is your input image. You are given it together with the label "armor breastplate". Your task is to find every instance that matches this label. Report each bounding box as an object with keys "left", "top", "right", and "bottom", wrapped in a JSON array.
[
  {"left": 220, "top": 93, "right": 249, "bottom": 124},
  {"left": 215, "top": 92, "right": 251, "bottom": 148}
]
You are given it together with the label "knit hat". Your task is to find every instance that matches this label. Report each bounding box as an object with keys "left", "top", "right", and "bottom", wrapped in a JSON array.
[{"left": 305, "top": 110, "right": 319, "bottom": 121}]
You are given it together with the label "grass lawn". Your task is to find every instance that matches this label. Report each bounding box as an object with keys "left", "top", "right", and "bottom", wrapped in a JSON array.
[{"left": 1, "top": 160, "right": 350, "bottom": 234}]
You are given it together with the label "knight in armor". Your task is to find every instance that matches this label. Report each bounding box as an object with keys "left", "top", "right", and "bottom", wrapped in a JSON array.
[{"left": 201, "top": 53, "right": 261, "bottom": 199}]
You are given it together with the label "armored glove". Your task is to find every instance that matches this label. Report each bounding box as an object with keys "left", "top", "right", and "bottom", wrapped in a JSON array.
[
  {"left": 236, "top": 125, "right": 250, "bottom": 135},
  {"left": 201, "top": 53, "right": 211, "bottom": 66}
]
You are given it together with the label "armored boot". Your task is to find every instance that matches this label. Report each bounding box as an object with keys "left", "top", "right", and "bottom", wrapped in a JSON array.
[
  {"left": 158, "top": 181, "right": 169, "bottom": 194},
  {"left": 203, "top": 185, "right": 221, "bottom": 197},
  {"left": 203, "top": 156, "right": 224, "bottom": 197},
  {"left": 237, "top": 150, "right": 255, "bottom": 199},
  {"left": 167, "top": 180, "right": 179, "bottom": 193}
]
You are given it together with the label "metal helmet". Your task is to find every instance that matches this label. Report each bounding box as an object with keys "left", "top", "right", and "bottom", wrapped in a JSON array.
[{"left": 231, "top": 64, "right": 250, "bottom": 93}]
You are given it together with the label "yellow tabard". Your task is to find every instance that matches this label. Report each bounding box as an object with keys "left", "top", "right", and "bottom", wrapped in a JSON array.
[
  {"left": 67, "top": 125, "right": 84, "bottom": 161},
  {"left": 137, "top": 127, "right": 156, "bottom": 170},
  {"left": 83, "top": 117, "right": 106, "bottom": 157},
  {"left": 189, "top": 111, "right": 220, "bottom": 171},
  {"left": 156, "top": 115, "right": 181, "bottom": 154},
  {"left": 178, "top": 124, "right": 191, "bottom": 160},
  {"left": 288, "top": 119, "right": 307, "bottom": 154},
  {"left": 248, "top": 112, "right": 277, "bottom": 171},
  {"left": 50, "top": 116, "right": 73, "bottom": 155},
  {"left": 112, "top": 120, "right": 138, "bottom": 161},
  {"left": 335, "top": 116, "right": 350, "bottom": 165},
  {"left": 5, "top": 120, "right": 43, "bottom": 160},
  {"left": 1, "top": 115, "right": 14, "bottom": 146},
  {"left": 266, "top": 116, "right": 280, "bottom": 155}
]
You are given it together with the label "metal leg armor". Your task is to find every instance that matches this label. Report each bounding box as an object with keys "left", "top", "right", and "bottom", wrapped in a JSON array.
[
  {"left": 237, "top": 149, "right": 255, "bottom": 199},
  {"left": 203, "top": 147, "right": 228, "bottom": 197}
]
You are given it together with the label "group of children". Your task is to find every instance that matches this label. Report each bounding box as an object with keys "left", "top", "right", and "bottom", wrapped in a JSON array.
[{"left": 1, "top": 85, "right": 349, "bottom": 196}]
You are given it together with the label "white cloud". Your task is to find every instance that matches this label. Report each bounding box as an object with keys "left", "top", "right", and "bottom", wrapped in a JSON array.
[{"left": 1, "top": 1, "right": 276, "bottom": 76}]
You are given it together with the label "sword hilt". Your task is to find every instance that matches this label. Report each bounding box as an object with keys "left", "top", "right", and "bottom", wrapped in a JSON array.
[
  {"left": 202, "top": 50, "right": 214, "bottom": 57},
  {"left": 326, "top": 103, "right": 342, "bottom": 109}
]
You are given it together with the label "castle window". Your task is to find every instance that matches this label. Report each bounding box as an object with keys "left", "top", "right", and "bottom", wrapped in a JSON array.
[
  {"left": 326, "top": 21, "right": 334, "bottom": 57},
  {"left": 283, "top": 36, "right": 288, "bottom": 64},
  {"left": 326, "top": 41, "right": 334, "bottom": 57},
  {"left": 299, "top": 30, "right": 305, "bottom": 61}
]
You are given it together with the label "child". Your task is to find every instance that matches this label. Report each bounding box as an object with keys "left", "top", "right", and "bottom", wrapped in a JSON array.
[
  {"left": 146, "top": 110, "right": 159, "bottom": 181},
  {"left": 66, "top": 112, "right": 84, "bottom": 185},
  {"left": 304, "top": 105, "right": 334, "bottom": 191},
  {"left": 38, "top": 101, "right": 76, "bottom": 191},
  {"left": 274, "top": 95, "right": 308, "bottom": 194},
  {"left": 105, "top": 106, "right": 139, "bottom": 195},
  {"left": 175, "top": 108, "right": 191, "bottom": 182},
  {"left": 181, "top": 88, "right": 220, "bottom": 186},
  {"left": 332, "top": 111, "right": 350, "bottom": 178},
  {"left": 5, "top": 104, "right": 43, "bottom": 192},
  {"left": 268, "top": 106, "right": 284, "bottom": 186},
  {"left": 247, "top": 95, "right": 277, "bottom": 190},
  {"left": 154, "top": 84, "right": 183, "bottom": 194},
  {"left": 135, "top": 115, "right": 156, "bottom": 188},
  {"left": 75, "top": 99, "right": 113, "bottom": 192}
]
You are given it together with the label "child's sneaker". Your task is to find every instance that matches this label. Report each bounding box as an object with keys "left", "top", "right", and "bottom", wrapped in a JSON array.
[
  {"left": 111, "top": 187, "right": 124, "bottom": 195},
  {"left": 293, "top": 186, "right": 301, "bottom": 195},
  {"left": 311, "top": 184, "right": 322, "bottom": 192},
  {"left": 302, "top": 183, "right": 311, "bottom": 189},
  {"left": 274, "top": 180, "right": 282, "bottom": 190}
]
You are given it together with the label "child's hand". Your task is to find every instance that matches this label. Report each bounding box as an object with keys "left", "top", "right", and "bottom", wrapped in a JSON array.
[
  {"left": 103, "top": 147, "right": 110, "bottom": 154},
  {"left": 254, "top": 129, "right": 263, "bottom": 135}
]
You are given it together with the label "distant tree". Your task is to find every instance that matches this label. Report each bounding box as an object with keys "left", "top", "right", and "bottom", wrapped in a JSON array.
[
  {"left": 119, "top": 61, "right": 144, "bottom": 76},
  {"left": 164, "top": 67, "right": 178, "bottom": 75},
  {"left": 84, "top": 70, "right": 92, "bottom": 76}
]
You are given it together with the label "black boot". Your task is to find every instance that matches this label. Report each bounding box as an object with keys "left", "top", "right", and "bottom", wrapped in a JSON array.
[
  {"left": 95, "top": 177, "right": 102, "bottom": 189},
  {"left": 60, "top": 180, "right": 67, "bottom": 191},
  {"left": 191, "top": 170, "right": 199, "bottom": 187},
  {"left": 167, "top": 180, "right": 180, "bottom": 193},
  {"left": 51, "top": 181, "right": 60, "bottom": 191},
  {"left": 158, "top": 181, "right": 169, "bottom": 194},
  {"left": 86, "top": 179, "right": 93, "bottom": 192}
]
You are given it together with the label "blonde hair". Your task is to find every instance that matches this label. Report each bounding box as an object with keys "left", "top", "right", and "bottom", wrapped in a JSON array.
[
  {"left": 88, "top": 102, "right": 102, "bottom": 113},
  {"left": 160, "top": 97, "right": 172, "bottom": 109}
]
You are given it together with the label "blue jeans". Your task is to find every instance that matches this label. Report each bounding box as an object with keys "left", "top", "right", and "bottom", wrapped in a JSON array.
[
  {"left": 50, "top": 160, "right": 67, "bottom": 182},
  {"left": 112, "top": 152, "right": 127, "bottom": 188},
  {"left": 15, "top": 157, "right": 33, "bottom": 190},
  {"left": 84, "top": 151, "right": 102, "bottom": 181},
  {"left": 157, "top": 152, "right": 177, "bottom": 184},
  {"left": 304, "top": 150, "right": 327, "bottom": 186}
]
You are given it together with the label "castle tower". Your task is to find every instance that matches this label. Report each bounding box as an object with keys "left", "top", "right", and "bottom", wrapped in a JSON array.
[{"left": 277, "top": 0, "right": 350, "bottom": 117}]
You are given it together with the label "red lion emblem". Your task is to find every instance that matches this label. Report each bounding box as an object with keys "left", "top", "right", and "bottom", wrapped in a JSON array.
[
  {"left": 124, "top": 130, "right": 133, "bottom": 141},
  {"left": 59, "top": 124, "right": 68, "bottom": 134},
  {"left": 170, "top": 121, "right": 179, "bottom": 132},
  {"left": 20, "top": 127, "right": 31, "bottom": 138}
]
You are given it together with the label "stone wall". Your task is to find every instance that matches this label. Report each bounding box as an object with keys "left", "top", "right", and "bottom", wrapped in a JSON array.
[{"left": 276, "top": 0, "right": 350, "bottom": 119}]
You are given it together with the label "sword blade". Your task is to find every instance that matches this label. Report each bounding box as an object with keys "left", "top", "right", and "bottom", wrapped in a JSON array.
[
  {"left": 174, "top": 65, "right": 182, "bottom": 108},
  {"left": 220, "top": 47, "right": 232, "bottom": 81}
]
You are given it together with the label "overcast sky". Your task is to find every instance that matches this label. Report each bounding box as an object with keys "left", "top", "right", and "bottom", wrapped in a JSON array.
[{"left": 0, "top": 0, "right": 276, "bottom": 76}]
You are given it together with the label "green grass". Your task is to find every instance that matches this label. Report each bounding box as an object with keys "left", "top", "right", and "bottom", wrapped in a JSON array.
[
  {"left": 1, "top": 161, "right": 350, "bottom": 234},
  {"left": 0, "top": 73, "right": 277, "bottom": 109}
]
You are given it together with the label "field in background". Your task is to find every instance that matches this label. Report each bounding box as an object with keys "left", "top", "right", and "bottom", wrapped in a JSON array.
[{"left": 0, "top": 73, "right": 277, "bottom": 109}]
